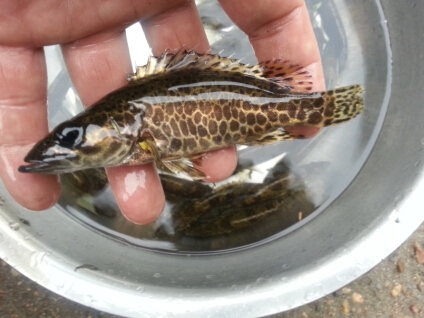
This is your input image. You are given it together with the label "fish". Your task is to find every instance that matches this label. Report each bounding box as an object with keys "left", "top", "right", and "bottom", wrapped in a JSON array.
[
  {"left": 18, "top": 50, "right": 364, "bottom": 179},
  {"left": 157, "top": 158, "right": 317, "bottom": 237}
]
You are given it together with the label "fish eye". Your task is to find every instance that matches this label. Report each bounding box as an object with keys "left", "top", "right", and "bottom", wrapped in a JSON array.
[{"left": 56, "top": 127, "right": 83, "bottom": 147}]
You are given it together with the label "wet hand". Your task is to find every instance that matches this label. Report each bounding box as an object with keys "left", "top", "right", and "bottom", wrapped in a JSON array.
[{"left": 0, "top": 0, "right": 323, "bottom": 224}]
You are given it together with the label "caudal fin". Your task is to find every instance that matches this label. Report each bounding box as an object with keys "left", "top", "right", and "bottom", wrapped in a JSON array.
[{"left": 321, "top": 85, "right": 364, "bottom": 126}]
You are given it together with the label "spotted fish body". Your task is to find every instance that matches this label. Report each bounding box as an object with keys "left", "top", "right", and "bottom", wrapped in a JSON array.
[{"left": 19, "top": 51, "right": 364, "bottom": 178}]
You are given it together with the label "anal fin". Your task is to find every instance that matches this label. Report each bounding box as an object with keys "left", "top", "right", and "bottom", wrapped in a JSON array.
[{"left": 162, "top": 160, "right": 208, "bottom": 180}]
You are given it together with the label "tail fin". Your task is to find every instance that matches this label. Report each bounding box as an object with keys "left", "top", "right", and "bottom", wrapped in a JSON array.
[{"left": 321, "top": 84, "right": 364, "bottom": 126}]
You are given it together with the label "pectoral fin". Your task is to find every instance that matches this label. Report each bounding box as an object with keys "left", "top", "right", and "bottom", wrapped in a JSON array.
[{"left": 139, "top": 140, "right": 208, "bottom": 180}]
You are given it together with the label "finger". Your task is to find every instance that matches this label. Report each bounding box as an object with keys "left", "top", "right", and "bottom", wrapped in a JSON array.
[
  {"left": 0, "top": 0, "right": 200, "bottom": 47},
  {"left": 141, "top": 0, "right": 238, "bottom": 181},
  {"left": 0, "top": 46, "right": 61, "bottom": 210},
  {"left": 105, "top": 165, "right": 165, "bottom": 225},
  {"left": 219, "top": 0, "right": 324, "bottom": 138},
  {"left": 191, "top": 147, "right": 238, "bottom": 183},
  {"left": 61, "top": 30, "right": 164, "bottom": 224},
  {"left": 141, "top": 0, "right": 210, "bottom": 54}
]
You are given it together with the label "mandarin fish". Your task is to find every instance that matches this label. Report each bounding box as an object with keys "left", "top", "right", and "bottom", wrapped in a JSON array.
[
  {"left": 157, "top": 159, "right": 317, "bottom": 237},
  {"left": 19, "top": 51, "right": 364, "bottom": 179}
]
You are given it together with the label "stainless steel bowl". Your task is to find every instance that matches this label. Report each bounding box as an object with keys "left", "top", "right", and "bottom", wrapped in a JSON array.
[{"left": 1, "top": 0, "right": 423, "bottom": 317}]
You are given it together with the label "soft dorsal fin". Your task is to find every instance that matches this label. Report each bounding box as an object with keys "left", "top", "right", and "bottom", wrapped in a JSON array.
[
  {"left": 127, "top": 50, "right": 313, "bottom": 92},
  {"left": 258, "top": 59, "right": 314, "bottom": 93}
]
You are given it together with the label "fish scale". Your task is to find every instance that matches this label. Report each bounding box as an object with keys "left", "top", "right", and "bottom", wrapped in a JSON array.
[
  {"left": 137, "top": 70, "right": 362, "bottom": 161},
  {"left": 19, "top": 50, "right": 364, "bottom": 179}
]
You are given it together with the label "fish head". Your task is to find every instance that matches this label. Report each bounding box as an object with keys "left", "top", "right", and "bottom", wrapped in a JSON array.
[{"left": 19, "top": 109, "right": 143, "bottom": 174}]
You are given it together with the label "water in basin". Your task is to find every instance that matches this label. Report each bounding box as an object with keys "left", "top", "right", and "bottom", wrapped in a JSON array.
[{"left": 45, "top": 0, "right": 390, "bottom": 253}]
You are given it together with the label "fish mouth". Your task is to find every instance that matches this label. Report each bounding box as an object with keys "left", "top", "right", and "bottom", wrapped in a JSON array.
[
  {"left": 19, "top": 143, "right": 81, "bottom": 174},
  {"left": 18, "top": 160, "right": 78, "bottom": 174}
]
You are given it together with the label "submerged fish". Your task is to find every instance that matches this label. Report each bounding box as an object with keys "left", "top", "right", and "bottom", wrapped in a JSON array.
[
  {"left": 19, "top": 50, "right": 364, "bottom": 179},
  {"left": 157, "top": 158, "right": 317, "bottom": 237}
]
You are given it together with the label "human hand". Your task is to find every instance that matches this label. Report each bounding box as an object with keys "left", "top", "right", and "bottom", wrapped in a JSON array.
[{"left": 0, "top": 0, "right": 323, "bottom": 224}]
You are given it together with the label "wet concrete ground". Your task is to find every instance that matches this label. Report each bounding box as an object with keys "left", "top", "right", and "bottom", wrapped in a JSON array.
[{"left": 1, "top": 221, "right": 424, "bottom": 318}]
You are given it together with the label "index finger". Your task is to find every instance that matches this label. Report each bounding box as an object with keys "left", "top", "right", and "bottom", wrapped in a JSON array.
[
  {"left": 219, "top": 0, "right": 324, "bottom": 137},
  {"left": 0, "top": 47, "right": 61, "bottom": 210},
  {"left": 141, "top": 2, "right": 239, "bottom": 183}
]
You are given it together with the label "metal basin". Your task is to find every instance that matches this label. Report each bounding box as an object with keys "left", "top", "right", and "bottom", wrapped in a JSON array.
[{"left": 0, "top": 1, "right": 423, "bottom": 317}]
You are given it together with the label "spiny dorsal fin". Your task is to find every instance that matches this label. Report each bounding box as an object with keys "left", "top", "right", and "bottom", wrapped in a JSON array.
[
  {"left": 128, "top": 50, "right": 257, "bottom": 81},
  {"left": 127, "top": 50, "right": 313, "bottom": 92}
]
